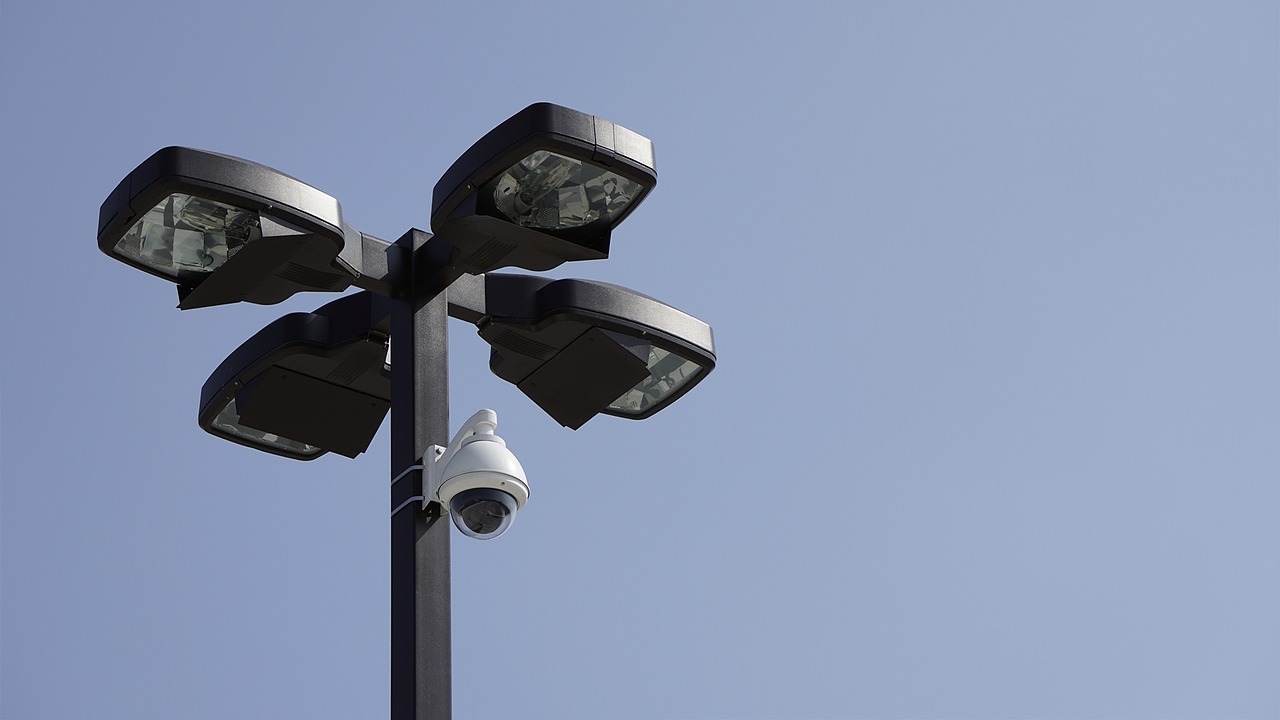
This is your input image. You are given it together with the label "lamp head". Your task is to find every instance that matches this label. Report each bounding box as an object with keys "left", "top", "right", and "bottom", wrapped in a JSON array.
[
  {"left": 474, "top": 275, "right": 715, "bottom": 429},
  {"left": 198, "top": 292, "right": 391, "bottom": 459},
  {"left": 430, "top": 103, "right": 657, "bottom": 274},
  {"left": 98, "top": 147, "right": 355, "bottom": 309}
]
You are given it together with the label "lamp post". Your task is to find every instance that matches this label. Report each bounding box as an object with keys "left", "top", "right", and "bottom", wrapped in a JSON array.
[
  {"left": 98, "top": 104, "right": 716, "bottom": 720},
  {"left": 389, "top": 229, "right": 452, "bottom": 718}
]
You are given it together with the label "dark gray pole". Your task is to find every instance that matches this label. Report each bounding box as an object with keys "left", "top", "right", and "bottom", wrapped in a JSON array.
[{"left": 390, "top": 229, "right": 451, "bottom": 720}]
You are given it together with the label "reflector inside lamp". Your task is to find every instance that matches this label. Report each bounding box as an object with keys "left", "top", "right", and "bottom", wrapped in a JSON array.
[
  {"left": 113, "top": 193, "right": 262, "bottom": 278},
  {"left": 485, "top": 151, "right": 643, "bottom": 231},
  {"left": 606, "top": 338, "right": 704, "bottom": 416}
]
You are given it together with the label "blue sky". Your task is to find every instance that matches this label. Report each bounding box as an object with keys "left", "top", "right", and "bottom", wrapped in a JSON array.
[{"left": 2, "top": 2, "right": 1278, "bottom": 718}]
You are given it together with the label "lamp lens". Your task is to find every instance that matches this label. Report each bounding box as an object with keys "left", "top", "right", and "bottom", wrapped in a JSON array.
[
  {"left": 608, "top": 343, "right": 703, "bottom": 416},
  {"left": 450, "top": 489, "right": 517, "bottom": 539},
  {"left": 114, "top": 193, "right": 262, "bottom": 278},
  {"left": 210, "top": 398, "right": 321, "bottom": 457},
  {"left": 486, "top": 151, "right": 643, "bottom": 230}
]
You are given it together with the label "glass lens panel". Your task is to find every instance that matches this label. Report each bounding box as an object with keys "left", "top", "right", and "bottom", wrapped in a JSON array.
[
  {"left": 456, "top": 498, "right": 511, "bottom": 535},
  {"left": 608, "top": 344, "right": 703, "bottom": 416},
  {"left": 211, "top": 398, "right": 321, "bottom": 457},
  {"left": 113, "top": 193, "right": 262, "bottom": 278},
  {"left": 485, "top": 150, "right": 644, "bottom": 230},
  {"left": 450, "top": 490, "right": 517, "bottom": 539}
]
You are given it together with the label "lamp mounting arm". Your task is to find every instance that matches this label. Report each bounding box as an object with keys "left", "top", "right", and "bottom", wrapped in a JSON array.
[{"left": 335, "top": 225, "right": 404, "bottom": 298}]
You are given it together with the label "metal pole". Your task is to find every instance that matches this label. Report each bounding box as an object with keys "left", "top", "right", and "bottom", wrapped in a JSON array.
[{"left": 390, "top": 229, "right": 451, "bottom": 720}]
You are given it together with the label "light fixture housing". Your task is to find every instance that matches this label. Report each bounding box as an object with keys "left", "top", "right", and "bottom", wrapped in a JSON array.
[
  {"left": 430, "top": 103, "right": 657, "bottom": 276},
  {"left": 98, "top": 146, "right": 357, "bottom": 309},
  {"left": 455, "top": 274, "right": 715, "bottom": 429},
  {"left": 198, "top": 291, "right": 391, "bottom": 459}
]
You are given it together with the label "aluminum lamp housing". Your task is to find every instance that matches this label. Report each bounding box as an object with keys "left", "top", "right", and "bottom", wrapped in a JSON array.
[
  {"left": 430, "top": 103, "right": 657, "bottom": 275},
  {"left": 198, "top": 292, "right": 391, "bottom": 460},
  {"left": 98, "top": 146, "right": 356, "bottom": 309},
  {"left": 474, "top": 275, "right": 716, "bottom": 429}
]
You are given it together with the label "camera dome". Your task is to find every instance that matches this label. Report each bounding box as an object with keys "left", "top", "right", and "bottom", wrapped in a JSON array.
[
  {"left": 432, "top": 414, "right": 529, "bottom": 540},
  {"left": 449, "top": 487, "right": 519, "bottom": 539}
]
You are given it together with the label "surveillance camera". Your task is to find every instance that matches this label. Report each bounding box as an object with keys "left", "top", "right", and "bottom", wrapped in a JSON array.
[{"left": 426, "top": 409, "right": 529, "bottom": 539}]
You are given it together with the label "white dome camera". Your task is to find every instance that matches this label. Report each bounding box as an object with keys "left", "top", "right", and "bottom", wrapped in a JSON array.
[{"left": 425, "top": 409, "right": 529, "bottom": 539}]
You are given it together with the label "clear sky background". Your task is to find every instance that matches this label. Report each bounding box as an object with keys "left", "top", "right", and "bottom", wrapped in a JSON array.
[{"left": 2, "top": 2, "right": 1277, "bottom": 719}]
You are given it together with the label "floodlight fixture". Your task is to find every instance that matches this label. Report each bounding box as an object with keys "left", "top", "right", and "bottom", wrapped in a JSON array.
[
  {"left": 449, "top": 274, "right": 715, "bottom": 429},
  {"left": 430, "top": 103, "right": 657, "bottom": 277},
  {"left": 198, "top": 291, "right": 392, "bottom": 459},
  {"left": 98, "top": 146, "right": 362, "bottom": 309}
]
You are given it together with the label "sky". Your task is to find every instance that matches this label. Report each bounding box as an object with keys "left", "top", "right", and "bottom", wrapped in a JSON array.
[{"left": 2, "top": 1, "right": 1278, "bottom": 718}]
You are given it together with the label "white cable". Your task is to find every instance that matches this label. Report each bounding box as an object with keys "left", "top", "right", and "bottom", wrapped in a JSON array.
[
  {"left": 391, "top": 464, "right": 427, "bottom": 517},
  {"left": 391, "top": 496, "right": 425, "bottom": 518},
  {"left": 391, "top": 464, "right": 423, "bottom": 488}
]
